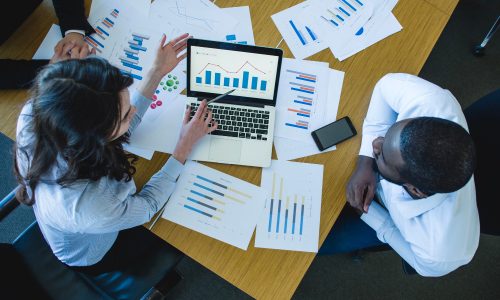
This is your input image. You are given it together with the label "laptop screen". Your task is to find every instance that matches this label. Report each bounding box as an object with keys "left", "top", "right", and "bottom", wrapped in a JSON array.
[{"left": 187, "top": 39, "right": 282, "bottom": 106}]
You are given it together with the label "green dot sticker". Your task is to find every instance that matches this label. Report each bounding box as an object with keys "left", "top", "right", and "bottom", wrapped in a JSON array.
[{"left": 159, "top": 73, "right": 180, "bottom": 92}]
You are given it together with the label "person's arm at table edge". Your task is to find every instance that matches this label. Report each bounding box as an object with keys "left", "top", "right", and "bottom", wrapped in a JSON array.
[
  {"left": 361, "top": 202, "right": 457, "bottom": 277},
  {"left": 52, "top": 0, "right": 95, "bottom": 36}
]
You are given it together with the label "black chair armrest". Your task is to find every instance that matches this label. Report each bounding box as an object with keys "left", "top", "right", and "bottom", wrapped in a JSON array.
[{"left": 0, "top": 186, "right": 20, "bottom": 221}]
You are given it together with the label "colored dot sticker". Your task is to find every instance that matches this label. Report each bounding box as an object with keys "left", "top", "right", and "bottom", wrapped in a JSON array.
[
  {"left": 156, "top": 100, "right": 162, "bottom": 106},
  {"left": 152, "top": 95, "right": 157, "bottom": 100},
  {"left": 150, "top": 103, "right": 157, "bottom": 109},
  {"left": 159, "top": 73, "right": 180, "bottom": 92},
  {"left": 155, "top": 90, "right": 160, "bottom": 94}
]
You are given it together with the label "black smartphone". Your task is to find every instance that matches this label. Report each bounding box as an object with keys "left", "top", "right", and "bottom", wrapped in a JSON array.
[{"left": 311, "top": 116, "right": 357, "bottom": 151}]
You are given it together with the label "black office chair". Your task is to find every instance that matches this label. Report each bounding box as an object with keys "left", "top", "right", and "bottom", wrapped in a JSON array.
[
  {"left": 0, "top": 187, "right": 184, "bottom": 300},
  {"left": 401, "top": 88, "right": 500, "bottom": 276},
  {"left": 473, "top": 15, "right": 499, "bottom": 56},
  {"left": 464, "top": 88, "right": 500, "bottom": 236}
]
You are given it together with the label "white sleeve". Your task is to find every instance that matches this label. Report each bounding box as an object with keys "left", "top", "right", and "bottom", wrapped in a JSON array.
[
  {"left": 359, "top": 73, "right": 408, "bottom": 157},
  {"left": 361, "top": 202, "right": 459, "bottom": 277}
]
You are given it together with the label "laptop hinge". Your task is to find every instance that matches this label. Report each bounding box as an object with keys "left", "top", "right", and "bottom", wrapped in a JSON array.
[{"left": 196, "top": 98, "right": 267, "bottom": 108}]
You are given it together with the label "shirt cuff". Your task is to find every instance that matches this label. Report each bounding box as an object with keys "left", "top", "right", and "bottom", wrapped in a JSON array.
[
  {"left": 359, "top": 134, "right": 378, "bottom": 158},
  {"left": 160, "top": 156, "right": 184, "bottom": 181},
  {"left": 131, "top": 90, "right": 152, "bottom": 119},
  {"left": 64, "top": 29, "right": 85, "bottom": 37},
  {"left": 360, "top": 201, "right": 391, "bottom": 242}
]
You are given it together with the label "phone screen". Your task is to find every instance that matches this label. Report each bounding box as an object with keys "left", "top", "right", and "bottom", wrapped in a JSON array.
[{"left": 313, "top": 118, "right": 356, "bottom": 150}]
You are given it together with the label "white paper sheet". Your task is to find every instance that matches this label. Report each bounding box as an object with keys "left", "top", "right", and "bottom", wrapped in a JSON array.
[
  {"left": 89, "top": 0, "right": 151, "bottom": 24},
  {"left": 255, "top": 160, "right": 323, "bottom": 252},
  {"left": 123, "top": 144, "right": 154, "bottom": 160},
  {"left": 274, "top": 58, "right": 330, "bottom": 144},
  {"left": 150, "top": 0, "right": 238, "bottom": 41},
  {"left": 128, "top": 94, "right": 186, "bottom": 153},
  {"left": 163, "top": 161, "right": 267, "bottom": 250},
  {"left": 274, "top": 68, "right": 345, "bottom": 161},
  {"left": 336, "top": 13, "right": 402, "bottom": 61},
  {"left": 220, "top": 6, "right": 256, "bottom": 46},
  {"left": 86, "top": 5, "right": 165, "bottom": 90},
  {"left": 271, "top": 0, "right": 329, "bottom": 59},
  {"left": 33, "top": 24, "right": 62, "bottom": 59}
]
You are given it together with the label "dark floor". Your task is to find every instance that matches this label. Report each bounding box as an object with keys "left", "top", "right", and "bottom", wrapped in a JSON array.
[{"left": 1, "top": 0, "right": 499, "bottom": 299}]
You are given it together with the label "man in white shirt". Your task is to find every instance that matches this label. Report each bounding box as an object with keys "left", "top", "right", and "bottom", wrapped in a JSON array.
[{"left": 320, "top": 73, "right": 479, "bottom": 277}]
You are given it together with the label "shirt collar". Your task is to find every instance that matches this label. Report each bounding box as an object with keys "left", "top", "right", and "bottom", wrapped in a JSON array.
[{"left": 380, "top": 180, "right": 448, "bottom": 219}]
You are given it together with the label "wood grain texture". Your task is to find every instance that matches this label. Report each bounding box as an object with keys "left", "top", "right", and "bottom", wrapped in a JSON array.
[{"left": 0, "top": 0, "right": 457, "bottom": 299}]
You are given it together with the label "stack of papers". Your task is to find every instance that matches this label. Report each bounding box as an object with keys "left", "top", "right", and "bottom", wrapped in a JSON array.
[
  {"left": 274, "top": 58, "right": 345, "bottom": 161},
  {"left": 272, "top": 0, "right": 402, "bottom": 60}
]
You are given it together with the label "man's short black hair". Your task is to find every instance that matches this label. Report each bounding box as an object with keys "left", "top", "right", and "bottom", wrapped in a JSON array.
[{"left": 399, "top": 117, "right": 476, "bottom": 195}]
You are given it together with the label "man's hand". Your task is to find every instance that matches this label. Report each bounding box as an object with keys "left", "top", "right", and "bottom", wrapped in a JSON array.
[
  {"left": 54, "top": 32, "right": 92, "bottom": 59},
  {"left": 346, "top": 155, "right": 378, "bottom": 214}
]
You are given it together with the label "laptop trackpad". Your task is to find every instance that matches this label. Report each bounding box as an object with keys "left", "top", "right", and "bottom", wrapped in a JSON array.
[{"left": 208, "top": 139, "right": 242, "bottom": 163}]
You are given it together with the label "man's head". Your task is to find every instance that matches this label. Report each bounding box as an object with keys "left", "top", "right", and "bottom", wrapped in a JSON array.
[{"left": 372, "top": 117, "right": 476, "bottom": 198}]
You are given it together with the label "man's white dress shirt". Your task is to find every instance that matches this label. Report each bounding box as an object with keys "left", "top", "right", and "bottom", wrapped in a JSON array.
[{"left": 359, "top": 73, "right": 480, "bottom": 277}]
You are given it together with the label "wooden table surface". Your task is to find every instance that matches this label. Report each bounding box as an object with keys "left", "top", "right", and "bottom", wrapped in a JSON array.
[{"left": 0, "top": 0, "right": 458, "bottom": 299}]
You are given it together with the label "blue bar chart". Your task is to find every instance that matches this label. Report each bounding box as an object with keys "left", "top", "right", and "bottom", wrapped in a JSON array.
[
  {"left": 283, "top": 69, "right": 318, "bottom": 131},
  {"left": 266, "top": 174, "right": 306, "bottom": 237},
  {"left": 194, "top": 61, "right": 268, "bottom": 92},
  {"left": 163, "top": 161, "right": 266, "bottom": 250},
  {"left": 319, "top": 0, "right": 365, "bottom": 29},
  {"left": 85, "top": 8, "right": 120, "bottom": 54},
  {"left": 288, "top": 20, "right": 319, "bottom": 46},
  {"left": 225, "top": 34, "right": 248, "bottom": 45},
  {"left": 117, "top": 32, "right": 150, "bottom": 81},
  {"left": 256, "top": 161, "right": 323, "bottom": 252}
]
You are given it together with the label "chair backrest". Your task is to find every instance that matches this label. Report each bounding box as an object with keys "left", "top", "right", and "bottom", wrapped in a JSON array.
[
  {"left": 464, "top": 88, "right": 500, "bottom": 236},
  {"left": 11, "top": 222, "right": 113, "bottom": 300},
  {"left": 0, "top": 243, "right": 51, "bottom": 299}
]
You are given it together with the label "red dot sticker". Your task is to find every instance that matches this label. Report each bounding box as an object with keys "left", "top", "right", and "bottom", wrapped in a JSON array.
[
  {"left": 156, "top": 100, "right": 162, "bottom": 106},
  {"left": 150, "top": 103, "right": 157, "bottom": 109},
  {"left": 152, "top": 95, "right": 157, "bottom": 100}
]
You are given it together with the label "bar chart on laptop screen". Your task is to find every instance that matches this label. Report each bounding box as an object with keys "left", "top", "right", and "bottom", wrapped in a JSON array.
[
  {"left": 163, "top": 161, "right": 266, "bottom": 250},
  {"left": 190, "top": 46, "right": 280, "bottom": 100}
]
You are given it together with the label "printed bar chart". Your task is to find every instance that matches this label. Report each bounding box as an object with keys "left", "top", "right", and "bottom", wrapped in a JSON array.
[
  {"left": 289, "top": 20, "right": 319, "bottom": 46},
  {"left": 267, "top": 173, "right": 306, "bottom": 235},
  {"left": 256, "top": 160, "right": 323, "bottom": 252},
  {"left": 163, "top": 161, "right": 266, "bottom": 250},
  {"left": 225, "top": 33, "right": 248, "bottom": 45},
  {"left": 118, "top": 32, "right": 150, "bottom": 81},
  {"left": 319, "top": 0, "right": 365, "bottom": 28},
  {"left": 85, "top": 8, "right": 120, "bottom": 53}
]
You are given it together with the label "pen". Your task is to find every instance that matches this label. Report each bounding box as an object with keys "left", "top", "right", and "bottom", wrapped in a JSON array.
[
  {"left": 206, "top": 89, "right": 236, "bottom": 105},
  {"left": 149, "top": 203, "right": 167, "bottom": 230}
]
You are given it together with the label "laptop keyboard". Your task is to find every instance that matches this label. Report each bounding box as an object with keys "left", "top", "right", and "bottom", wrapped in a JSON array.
[{"left": 189, "top": 102, "right": 270, "bottom": 140}]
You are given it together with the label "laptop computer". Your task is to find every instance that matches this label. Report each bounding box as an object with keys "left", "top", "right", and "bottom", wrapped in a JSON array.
[{"left": 186, "top": 38, "right": 283, "bottom": 167}]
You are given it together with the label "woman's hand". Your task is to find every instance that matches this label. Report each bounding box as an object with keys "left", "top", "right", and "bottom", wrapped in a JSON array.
[
  {"left": 173, "top": 100, "right": 217, "bottom": 163},
  {"left": 151, "top": 33, "right": 189, "bottom": 76},
  {"left": 139, "top": 33, "right": 190, "bottom": 99}
]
